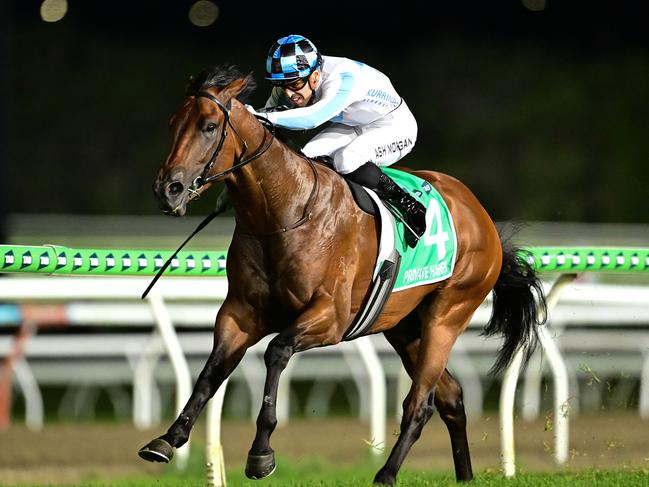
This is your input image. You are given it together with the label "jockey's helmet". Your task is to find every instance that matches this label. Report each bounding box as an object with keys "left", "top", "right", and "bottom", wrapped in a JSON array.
[{"left": 265, "top": 35, "right": 322, "bottom": 82}]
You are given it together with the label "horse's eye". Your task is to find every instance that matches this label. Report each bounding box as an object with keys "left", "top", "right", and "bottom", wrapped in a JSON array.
[{"left": 205, "top": 122, "right": 217, "bottom": 133}]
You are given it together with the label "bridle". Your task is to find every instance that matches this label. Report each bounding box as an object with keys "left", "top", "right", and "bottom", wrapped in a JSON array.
[
  {"left": 144, "top": 90, "right": 320, "bottom": 299},
  {"left": 187, "top": 90, "right": 276, "bottom": 198},
  {"left": 186, "top": 90, "right": 320, "bottom": 235}
]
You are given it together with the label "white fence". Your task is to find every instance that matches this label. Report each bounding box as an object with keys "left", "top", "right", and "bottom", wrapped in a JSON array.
[{"left": 1, "top": 275, "right": 649, "bottom": 484}]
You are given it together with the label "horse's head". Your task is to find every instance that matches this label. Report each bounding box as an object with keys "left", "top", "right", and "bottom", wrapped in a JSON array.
[{"left": 153, "top": 65, "right": 256, "bottom": 216}]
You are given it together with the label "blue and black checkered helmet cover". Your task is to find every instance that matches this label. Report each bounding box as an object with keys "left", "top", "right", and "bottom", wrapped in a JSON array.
[{"left": 265, "top": 34, "right": 322, "bottom": 81}]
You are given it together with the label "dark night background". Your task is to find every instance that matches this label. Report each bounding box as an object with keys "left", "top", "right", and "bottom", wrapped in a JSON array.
[{"left": 1, "top": 1, "right": 648, "bottom": 243}]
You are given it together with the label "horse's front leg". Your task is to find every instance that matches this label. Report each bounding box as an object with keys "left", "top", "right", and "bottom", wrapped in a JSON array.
[
  {"left": 139, "top": 302, "right": 260, "bottom": 463},
  {"left": 245, "top": 294, "right": 340, "bottom": 479}
]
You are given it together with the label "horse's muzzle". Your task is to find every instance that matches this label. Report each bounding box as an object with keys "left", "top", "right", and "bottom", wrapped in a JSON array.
[{"left": 153, "top": 178, "right": 188, "bottom": 216}]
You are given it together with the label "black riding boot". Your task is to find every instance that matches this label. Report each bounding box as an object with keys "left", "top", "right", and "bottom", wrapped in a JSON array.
[{"left": 374, "top": 172, "right": 427, "bottom": 248}]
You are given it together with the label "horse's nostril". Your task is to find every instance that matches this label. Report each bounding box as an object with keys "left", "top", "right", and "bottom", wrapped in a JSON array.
[{"left": 167, "top": 181, "right": 184, "bottom": 196}]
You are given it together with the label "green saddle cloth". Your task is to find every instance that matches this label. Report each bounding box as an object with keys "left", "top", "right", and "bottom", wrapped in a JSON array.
[{"left": 382, "top": 168, "right": 458, "bottom": 292}]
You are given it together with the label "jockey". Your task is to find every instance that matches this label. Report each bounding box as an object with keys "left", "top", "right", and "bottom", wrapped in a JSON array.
[{"left": 249, "top": 34, "right": 426, "bottom": 248}]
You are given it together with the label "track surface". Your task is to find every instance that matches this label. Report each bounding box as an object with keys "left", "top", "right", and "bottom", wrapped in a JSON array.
[{"left": 1, "top": 412, "right": 647, "bottom": 485}]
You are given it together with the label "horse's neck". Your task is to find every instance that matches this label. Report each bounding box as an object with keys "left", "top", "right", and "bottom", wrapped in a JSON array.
[{"left": 226, "top": 135, "right": 315, "bottom": 235}]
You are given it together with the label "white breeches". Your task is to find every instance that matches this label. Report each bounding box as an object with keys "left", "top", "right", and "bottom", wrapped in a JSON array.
[{"left": 302, "top": 102, "right": 418, "bottom": 174}]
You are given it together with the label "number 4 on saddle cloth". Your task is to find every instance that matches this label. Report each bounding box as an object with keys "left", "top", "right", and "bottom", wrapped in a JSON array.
[{"left": 342, "top": 167, "right": 458, "bottom": 340}]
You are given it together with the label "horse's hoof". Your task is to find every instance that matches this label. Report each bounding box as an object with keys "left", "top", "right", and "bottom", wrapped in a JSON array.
[
  {"left": 245, "top": 450, "right": 276, "bottom": 479},
  {"left": 374, "top": 468, "right": 396, "bottom": 485},
  {"left": 138, "top": 438, "right": 174, "bottom": 463}
]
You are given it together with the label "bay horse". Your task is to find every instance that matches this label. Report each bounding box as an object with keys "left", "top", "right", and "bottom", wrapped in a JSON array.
[{"left": 139, "top": 65, "right": 546, "bottom": 484}]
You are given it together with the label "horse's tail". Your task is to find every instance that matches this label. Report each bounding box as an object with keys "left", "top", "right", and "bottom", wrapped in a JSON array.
[{"left": 482, "top": 236, "right": 547, "bottom": 376}]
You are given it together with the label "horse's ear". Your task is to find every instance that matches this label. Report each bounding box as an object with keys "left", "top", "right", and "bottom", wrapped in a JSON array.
[{"left": 220, "top": 73, "right": 256, "bottom": 104}]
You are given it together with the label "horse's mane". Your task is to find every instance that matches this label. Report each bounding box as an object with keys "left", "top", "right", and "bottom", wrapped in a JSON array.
[
  {"left": 185, "top": 65, "right": 329, "bottom": 168},
  {"left": 186, "top": 64, "right": 257, "bottom": 103}
]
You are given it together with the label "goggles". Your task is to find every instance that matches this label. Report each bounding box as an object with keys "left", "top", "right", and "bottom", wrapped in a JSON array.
[{"left": 270, "top": 76, "right": 309, "bottom": 91}]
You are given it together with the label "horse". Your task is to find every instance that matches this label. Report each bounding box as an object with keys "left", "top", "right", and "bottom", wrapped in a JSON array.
[{"left": 138, "top": 64, "right": 546, "bottom": 485}]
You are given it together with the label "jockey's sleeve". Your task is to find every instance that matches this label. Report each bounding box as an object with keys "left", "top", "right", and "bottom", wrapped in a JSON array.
[
  {"left": 263, "top": 71, "right": 356, "bottom": 130},
  {"left": 264, "top": 86, "right": 286, "bottom": 109}
]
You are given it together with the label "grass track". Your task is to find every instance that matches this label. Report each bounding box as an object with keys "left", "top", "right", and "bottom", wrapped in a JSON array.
[
  {"left": 31, "top": 457, "right": 648, "bottom": 487},
  {"left": 3, "top": 415, "right": 648, "bottom": 486}
]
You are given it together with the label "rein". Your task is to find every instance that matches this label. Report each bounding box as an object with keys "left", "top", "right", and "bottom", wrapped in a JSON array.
[{"left": 142, "top": 90, "right": 319, "bottom": 299}]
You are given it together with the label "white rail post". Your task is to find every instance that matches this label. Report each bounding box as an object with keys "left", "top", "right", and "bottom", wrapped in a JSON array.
[
  {"left": 146, "top": 293, "right": 193, "bottom": 470},
  {"left": 12, "top": 357, "right": 44, "bottom": 431},
  {"left": 500, "top": 273, "right": 576, "bottom": 477},
  {"left": 499, "top": 346, "right": 524, "bottom": 477},
  {"left": 539, "top": 274, "right": 577, "bottom": 466},
  {"left": 537, "top": 324, "right": 571, "bottom": 464},
  {"left": 131, "top": 335, "right": 163, "bottom": 430},
  {"left": 206, "top": 377, "right": 230, "bottom": 487},
  {"left": 521, "top": 350, "right": 544, "bottom": 421},
  {"left": 639, "top": 352, "right": 649, "bottom": 419},
  {"left": 352, "top": 336, "right": 386, "bottom": 457},
  {"left": 341, "top": 343, "right": 372, "bottom": 421}
]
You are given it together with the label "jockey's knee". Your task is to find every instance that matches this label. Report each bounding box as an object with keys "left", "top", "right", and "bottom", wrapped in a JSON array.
[{"left": 332, "top": 148, "right": 368, "bottom": 175}]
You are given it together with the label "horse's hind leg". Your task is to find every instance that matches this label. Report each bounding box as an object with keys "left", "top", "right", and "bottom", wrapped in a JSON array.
[
  {"left": 384, "top": 323, "right": 473, "bottom": 482},
  {"left": 376, "top": 296, "right": 480, "bottom": 485},
  {"left": 435, "top": 369, "right": 473, "bottom": 481}
]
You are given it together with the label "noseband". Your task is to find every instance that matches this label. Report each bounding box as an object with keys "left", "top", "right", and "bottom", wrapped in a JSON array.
[{"left": 189, "top": 91, "right": 275, "bottom": 197}]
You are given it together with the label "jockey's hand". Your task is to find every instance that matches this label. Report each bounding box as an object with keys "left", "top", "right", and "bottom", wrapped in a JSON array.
[{"left": 244, "top": 104, "right": 262, "bottom": 116}]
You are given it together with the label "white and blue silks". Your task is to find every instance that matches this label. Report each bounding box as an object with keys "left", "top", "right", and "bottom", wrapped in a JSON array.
[{"left": 260, "top": 56, "right": 418, "bottom": 174}]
